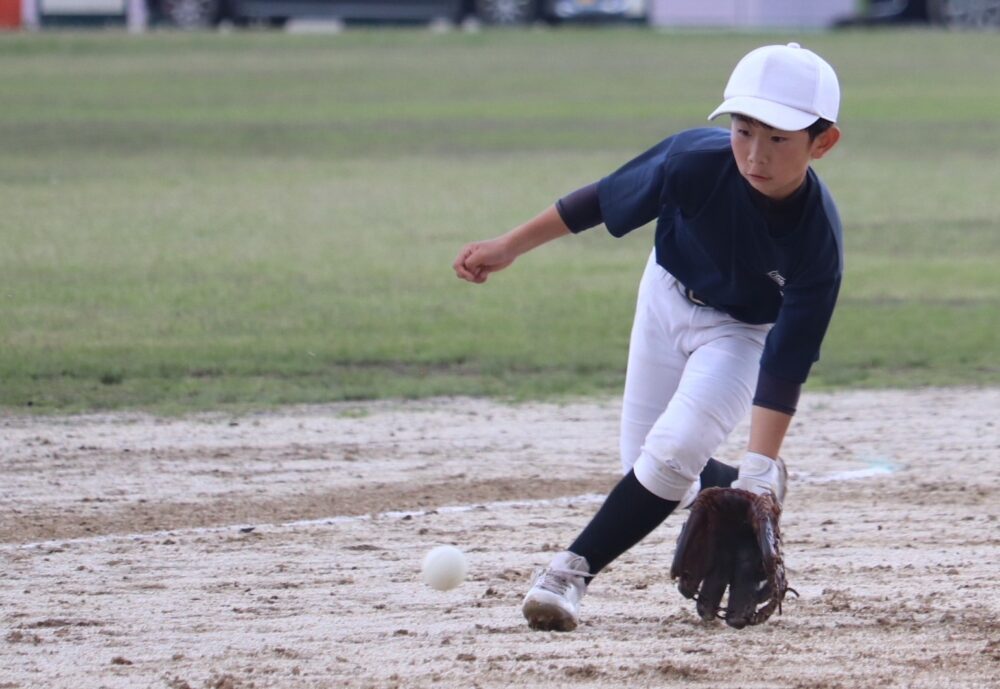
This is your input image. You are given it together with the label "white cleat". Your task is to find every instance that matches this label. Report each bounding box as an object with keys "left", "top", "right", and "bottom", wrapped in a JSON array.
[
  {"left": 521, "top": 551, "right": 590, "bottom": 632},
  {"left": 732, "top": 452, "right": 787, "bottom": 504}
]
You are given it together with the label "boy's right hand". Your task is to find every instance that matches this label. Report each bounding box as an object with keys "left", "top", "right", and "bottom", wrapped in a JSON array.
[
  {"left": 453, "top": 205, "right": 571, "bottom": 284},
  {"left": 453, "top": 237, "right": 516, "bottom": 284}
]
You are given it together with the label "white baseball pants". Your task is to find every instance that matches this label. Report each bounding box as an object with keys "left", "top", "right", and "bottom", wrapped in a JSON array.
[{"left": 620, "top": 251, "right": 771, "bottom": 501}]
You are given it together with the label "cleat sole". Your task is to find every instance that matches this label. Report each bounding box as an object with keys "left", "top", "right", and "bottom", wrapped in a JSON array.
[{"left": 522, "top": 599, "right": 577, "bottom": 632}]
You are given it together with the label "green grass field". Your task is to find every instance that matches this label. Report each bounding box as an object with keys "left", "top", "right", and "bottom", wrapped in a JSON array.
[{"left": 1, "top": 28, "right": 998, "bottom": 413}]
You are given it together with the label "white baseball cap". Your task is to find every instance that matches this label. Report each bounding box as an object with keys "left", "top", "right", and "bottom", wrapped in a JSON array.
[{"left": 708, "top": 42, "right": 840, "bottom": 131}]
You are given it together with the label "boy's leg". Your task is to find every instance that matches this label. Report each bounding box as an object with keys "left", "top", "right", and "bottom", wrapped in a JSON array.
[
  {"left": 617, "top": 256, "right": 740, "bottom": 497},
  {"left": 568, "top": 469, "right": 678, "bottom": 576},
  {"left": 568, "top": 329, "right": 763, "bottom": 575},
  {"left": 523, "top": 254, "right": 687, "bottom": 631},
  {"left": 523, "top": 259, "right": 757, "bottom": 630},
  {"left": 631, "top": 327, "right": 767, "bottom": 503},
  {"left": 572, "top": 257, "right": 689, "bottom": 574},
  {"left": 618, "top": 255, "right": 686, "bottom": 477},
  {"left": 522, "top": 251, "right": 767, "bottom": 630},
  {"left": 522, "top": 326, "right": 765, "bottom": 630}
]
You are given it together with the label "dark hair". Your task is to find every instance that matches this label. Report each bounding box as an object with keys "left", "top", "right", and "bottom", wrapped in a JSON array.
[
  {"left": 806, "top": 118, "right": 835, "bottom": 141},
  {"left": 731, "top": 113, "right": 835, "bottom": 141}
]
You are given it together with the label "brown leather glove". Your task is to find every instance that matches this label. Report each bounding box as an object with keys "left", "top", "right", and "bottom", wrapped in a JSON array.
[{"left": 670, "top": 487, "right": 794, "bottom": 628}]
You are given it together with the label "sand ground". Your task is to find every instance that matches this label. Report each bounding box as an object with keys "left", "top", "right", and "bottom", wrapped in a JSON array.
[{"left": 1, "top": 387, "right": 998, "bottom": 689}]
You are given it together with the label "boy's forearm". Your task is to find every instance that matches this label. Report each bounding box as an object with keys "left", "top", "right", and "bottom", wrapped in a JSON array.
[
  {"left": 747, "top": 405, "right": 793, "bottom": 459},
  {"left": 503, "top": 205, "right": 572, "bottom": 257}
]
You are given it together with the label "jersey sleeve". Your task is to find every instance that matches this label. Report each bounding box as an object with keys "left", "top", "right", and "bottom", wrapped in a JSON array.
[
  {"left": 753, "top": 369, "right": 802, "bottom": 415},
  {"left": 596, "top": 129, "right": 731, "bottom": 238},
  {"left": 759, "top": 237, "right": 842, "bottom": 384},
  {"left": 760, "top": 176, "right": 845, "bottom": 386},
  {"left": 555, "top": 182, "right": 603, "bottom": 234},
  {"left": 596, "top": 137, "right": 678, "bottom": 238}
]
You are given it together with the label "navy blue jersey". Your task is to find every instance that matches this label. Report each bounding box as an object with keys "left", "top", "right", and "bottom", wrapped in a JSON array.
[{"left": 594, "top": 127, "right": 843, "bottom": 385}]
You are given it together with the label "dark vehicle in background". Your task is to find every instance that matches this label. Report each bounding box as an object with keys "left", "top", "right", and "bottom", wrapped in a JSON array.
[
  {"left": 154, "top": 0, "right": 646, "bottom": 28},
  {"left": 843, "top": 0, "right": 1000, "bottom": 28}
]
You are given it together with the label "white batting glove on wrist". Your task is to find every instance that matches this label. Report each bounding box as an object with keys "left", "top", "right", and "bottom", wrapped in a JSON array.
[{"left": 732, "top": 452, "right": 787, "bottom": 504}]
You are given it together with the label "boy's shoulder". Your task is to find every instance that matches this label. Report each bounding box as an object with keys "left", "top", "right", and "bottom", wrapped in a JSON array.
[
  {"left": 648, "top": 127, "right": 731, "bottom": 163},
  {"left": 655, "top": 128, "right": 735, "bottom": 204},
  {"left": 655, "top": 128, "right": 734, "bottom": 181},
  {"left": 606, "top": 127, "right": 731, "bottom": 188},
  {"left": 668, "top": 126, "right": 731, "bottom": 150}
]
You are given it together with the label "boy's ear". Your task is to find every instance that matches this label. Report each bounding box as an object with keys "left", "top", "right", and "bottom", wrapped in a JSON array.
[{"left": 810, "top": 125, "right": 841, "bottom": 160}]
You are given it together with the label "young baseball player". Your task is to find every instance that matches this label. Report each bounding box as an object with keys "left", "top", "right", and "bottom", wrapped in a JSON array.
[{"left": 453, "top": 43, "right": 843, "bottom": 631}]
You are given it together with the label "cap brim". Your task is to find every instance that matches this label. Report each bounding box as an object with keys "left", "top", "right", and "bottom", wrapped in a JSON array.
[{"left": 708, "top": 96, "right": 819, "bottom": 131}]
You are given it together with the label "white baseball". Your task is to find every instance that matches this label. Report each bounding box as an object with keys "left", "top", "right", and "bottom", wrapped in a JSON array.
[{"left": 421, "top": 545, "right": 467, "bottom": 591}]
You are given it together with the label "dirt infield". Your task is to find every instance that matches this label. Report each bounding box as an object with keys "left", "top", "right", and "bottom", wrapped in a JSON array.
[{"left": 1, "top": 388, "right": 998, "bottom": 689}]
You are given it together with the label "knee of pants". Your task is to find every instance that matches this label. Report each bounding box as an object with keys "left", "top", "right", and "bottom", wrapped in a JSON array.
[{"left": 632, "top": 445, "right": 711, "bottom": 501}]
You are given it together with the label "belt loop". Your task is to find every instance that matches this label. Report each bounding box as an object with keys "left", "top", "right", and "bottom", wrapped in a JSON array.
[
  {"left": 686, "top": 288, "right": 707, "bottom": 307},
  {"left": 675, "top": 280, "right": 710, "bottom": 307}
]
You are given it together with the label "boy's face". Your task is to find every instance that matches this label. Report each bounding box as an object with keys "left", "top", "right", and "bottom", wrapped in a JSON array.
[{"left": 729, "top": 116, "right": 840, "bottom": 200}]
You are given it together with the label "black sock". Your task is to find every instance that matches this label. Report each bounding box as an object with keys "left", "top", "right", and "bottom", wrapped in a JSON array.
[
  {"left": 700, "top": 457, "right": 738, "bottom": 489},
  {"left": 568, "top": 470, "right": 678, "bottom": 576}
]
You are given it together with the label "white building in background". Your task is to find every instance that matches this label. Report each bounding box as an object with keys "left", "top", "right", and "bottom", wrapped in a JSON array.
[
  {"left": 649, "top": 0, "right": 857, "bottom": 28},
  {"left": 20, "top": 0, "right": 138, "bottom": 29}
]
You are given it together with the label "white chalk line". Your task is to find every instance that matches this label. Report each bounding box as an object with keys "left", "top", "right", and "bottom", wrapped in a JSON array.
[{"left": 3, "top": 465, "right": 895, "bottom": 553}]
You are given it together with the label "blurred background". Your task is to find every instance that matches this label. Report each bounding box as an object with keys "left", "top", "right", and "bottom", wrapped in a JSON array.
[
  {"left": 1, "top": 2, "right": 998, "bottom": 413},
  {"left": 3, "top": 0, "right": 999, "bottom": 31}
]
